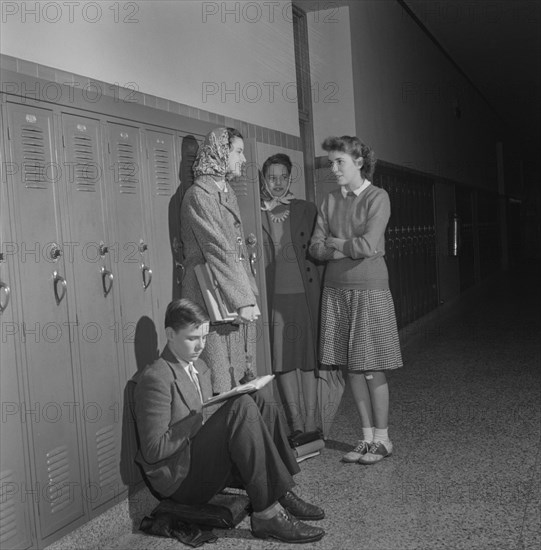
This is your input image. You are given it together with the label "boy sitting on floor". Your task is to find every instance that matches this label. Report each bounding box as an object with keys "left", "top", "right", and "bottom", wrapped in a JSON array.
[{"left": 132, "top": 298, "right": 325, "bottom": 544}]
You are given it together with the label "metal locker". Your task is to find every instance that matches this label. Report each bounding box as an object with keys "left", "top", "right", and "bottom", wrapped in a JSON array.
[
  {"left": 144, "top": 128, "right": 182, "bottom": 350},
  {"left": 3, "top": 102, "right": 85, "bottom": 539},
  {"left": 377, "top": 167, "right": 438, "bottom": 328},
  {"left": 106, "top": 122, "right": 156, "bottom": 384},
  {"left": 60, "top": 113, "right": 124, "bottom": 510},
  {"left": 457, "top": 186, "right": 475, "bottom": 291},
  {"left": 0, "top": 141, "right": 35, "bottom": 550}
]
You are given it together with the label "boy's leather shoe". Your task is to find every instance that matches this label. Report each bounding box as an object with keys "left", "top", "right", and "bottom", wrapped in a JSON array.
[
  {"left": 278, "top": 491, "right": 325, "bottom": 520},
  {"left": 251, "top": 509, "right": 325, "bottom": 543}
]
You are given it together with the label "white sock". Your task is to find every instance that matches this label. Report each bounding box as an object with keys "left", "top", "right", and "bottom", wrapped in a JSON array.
[
  {"left": 374, "top": 428, "right": 389, "bottom": 443},
  {"left": 362, "top": 427, "right": 374, "bottom": 442}
]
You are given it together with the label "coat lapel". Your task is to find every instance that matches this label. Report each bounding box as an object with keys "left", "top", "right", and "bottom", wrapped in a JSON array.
[
  {"left": 289, "top": 200, "right": 306, "bottom": 241},
  {"left": 195, "top": 176, "right": 242, "bottom": 225},
  {"left": 161, "top": 346, "right": 202, "bottom": 409}
]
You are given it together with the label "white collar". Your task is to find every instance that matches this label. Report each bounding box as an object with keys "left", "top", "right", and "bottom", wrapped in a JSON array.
[
  {"left": 341, "top": 179, "right": 371, "bottom": 198},
  {"left": 215, "top": 180, "right": 228, "bottom": 192},
  {"left": 170, "top": 349, "right": 199, "bottom": 375}
]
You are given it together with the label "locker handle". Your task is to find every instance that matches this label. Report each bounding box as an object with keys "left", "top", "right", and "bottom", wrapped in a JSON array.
[
  {"left": 53, "top": 271, "right": 67, "bottom": 305},
  {"left": 249, "top": 253, "right": 257, "bottom": 277},
  {"left": 100, "top": 267, "right": 114, "bottom": 297},
  {"left": 0, "top": 281, "right": 10, "bottom": 314},
  {"left": 141, "top": 264, "right": 152, "bottom": 290},
  {"left": 175, "top": 261, "right": 185, "bottom": 286}
]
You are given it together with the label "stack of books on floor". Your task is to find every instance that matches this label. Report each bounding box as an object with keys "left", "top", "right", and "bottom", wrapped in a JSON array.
[{"left": 288, "top": 430, "right": 325, "bottom": 463}]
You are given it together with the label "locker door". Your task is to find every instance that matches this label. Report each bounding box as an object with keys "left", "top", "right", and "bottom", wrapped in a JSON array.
[
  {"left": 457, "top": 186, "right": 475, "bottom": 291},
  {"left": 228, "top": 137, "right": 272, "bottom": 375},
  {"left": 60, "top": 113, "right": 123, "bottom": 509},
  {"left": 106, "top": 122, "right": 156, "bottom": 382},
  {"left": 4, "top": 102, "right": 85, "bottom": 538},
  {"left": 0, "top": 132, "right": 35, "bottom": 550},
  {"left": 145, "top": 129, "right": 181, "bottom": 350}
]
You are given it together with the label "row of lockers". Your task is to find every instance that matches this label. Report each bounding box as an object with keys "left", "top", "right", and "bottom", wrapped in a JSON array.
[
  {"left": 0, "top": 97, "right": 206, "bottom": 549},
  {"left": 0, "top": 94, "right": 503, "bottom": 549}
]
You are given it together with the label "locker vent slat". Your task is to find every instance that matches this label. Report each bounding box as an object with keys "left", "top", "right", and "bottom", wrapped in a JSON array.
[
  {"left": 0, "top": 470, "right": 18, "bottom": 543},
  {"left": 153, "top": 146, "right": 172, "bottom": 196},
  {"left": 73, "top": 134, "right": 98, "bottom": 193},
  {"left": 21, "top": 126, "right": 48, "bottom": 189},
  {"left": 96, "top": 424, "right": 118, "bottom": 490},
  {"left": 116, "top": 143, "right": 138, "bottom": 195},
  {"left": 45, "top": 446, "right": 72, "bottom": 514}
]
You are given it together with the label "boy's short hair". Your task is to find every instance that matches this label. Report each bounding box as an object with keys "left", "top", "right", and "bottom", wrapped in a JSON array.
[{"left": 165, "top": 299, "right": 210, "bottom": 332}]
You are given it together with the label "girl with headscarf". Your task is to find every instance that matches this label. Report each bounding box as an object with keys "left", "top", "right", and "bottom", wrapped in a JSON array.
[
  {"left": 180, "top": 127, "right": 259, "bottom": 393},
  {"left": 260, "top": 153, "right": 322, "bottom": 435}
]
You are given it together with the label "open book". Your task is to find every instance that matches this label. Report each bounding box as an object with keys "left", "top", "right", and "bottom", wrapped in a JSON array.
[{"left": 203, "top": 374, "right": 275, "bottom": 407}]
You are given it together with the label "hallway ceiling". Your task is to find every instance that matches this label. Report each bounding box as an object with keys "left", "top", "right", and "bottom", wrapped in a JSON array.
[{"left": 403, "top": 0, "right": 541, "bottom": 172}]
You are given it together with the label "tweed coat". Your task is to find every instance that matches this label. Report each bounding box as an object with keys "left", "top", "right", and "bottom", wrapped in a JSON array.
[
  {"left": 261, "top": 199, "right": 322, "bottom": 368},
  {"left": 132, "top": 346, "right": 213, "bottom": 498},
  {"left": 180, "top": 175, "right": 258, "bottom": 392}
]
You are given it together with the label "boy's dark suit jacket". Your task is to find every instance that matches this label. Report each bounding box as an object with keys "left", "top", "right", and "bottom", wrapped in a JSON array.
[{"left": 133, "top": 345, "right": 213, "bottom": 497}]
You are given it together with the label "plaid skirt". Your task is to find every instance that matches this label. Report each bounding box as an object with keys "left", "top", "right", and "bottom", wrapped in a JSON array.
[{"left": 320, "top": 287, "right": 403, "bottom": 372}]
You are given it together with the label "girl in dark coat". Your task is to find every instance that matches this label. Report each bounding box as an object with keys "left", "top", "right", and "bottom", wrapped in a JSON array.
[{"left": 260, "top": 153, "right": 321, "bottom": 434}]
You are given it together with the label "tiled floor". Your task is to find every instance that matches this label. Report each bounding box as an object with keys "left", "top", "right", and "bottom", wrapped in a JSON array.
[{"left": 48, "top": 266, "right": 541, "bottom": 550}]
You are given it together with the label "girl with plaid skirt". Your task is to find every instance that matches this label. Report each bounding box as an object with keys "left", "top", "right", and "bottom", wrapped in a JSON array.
[{"left": 309, "top": 135, "right": 403, "bottom": 464}]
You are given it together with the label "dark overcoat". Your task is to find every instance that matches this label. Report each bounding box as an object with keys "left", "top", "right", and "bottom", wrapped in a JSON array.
[{"left": 261, "top": 199, "right": 322, "bottom": 367}]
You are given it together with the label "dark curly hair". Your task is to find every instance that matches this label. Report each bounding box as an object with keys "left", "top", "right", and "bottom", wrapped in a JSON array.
[
  {"left": 322, "top": 135, "right": 377, "bottom": 180},
  {"left": 226, "top": 127, "right": 243, "bottom": 149},
  {"left": 261, "top": 153, "right": 292, "bottom": 179}
]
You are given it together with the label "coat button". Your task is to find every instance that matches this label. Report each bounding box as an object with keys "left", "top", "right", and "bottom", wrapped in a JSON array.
[
  {"left": 300, "top": 232, "right": 305, "bottom": 236},
  {"left": 309, "top": 278, "right": 313, "bottom": 282},
  {"left": 302, "top": 244, "right": 306, "bottom": 249},
  {"left": 306, "top": 267, "right": 311, "bottom": 272}
]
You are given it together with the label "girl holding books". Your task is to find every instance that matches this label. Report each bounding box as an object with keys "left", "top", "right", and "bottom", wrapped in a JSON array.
[
  {"left": 180, "top": 127, "right": 259, "bottom": 393},
  {"left": 309, "top": 135, "right": 403, "bottom": 463}
]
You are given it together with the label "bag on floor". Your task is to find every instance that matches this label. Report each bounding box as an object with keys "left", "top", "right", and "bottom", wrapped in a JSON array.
[{"left": 141, "top": 491, "right": 250, "bottom": 531}]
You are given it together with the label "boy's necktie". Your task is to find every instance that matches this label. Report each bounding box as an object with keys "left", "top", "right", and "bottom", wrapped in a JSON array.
[{"left": 187, "top": 362, "right": 203, "bottom": 403}]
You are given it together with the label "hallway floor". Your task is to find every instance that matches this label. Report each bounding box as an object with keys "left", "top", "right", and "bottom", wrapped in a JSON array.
[{"left": 48, "top": 266, "right": 541, "bottom": 550}]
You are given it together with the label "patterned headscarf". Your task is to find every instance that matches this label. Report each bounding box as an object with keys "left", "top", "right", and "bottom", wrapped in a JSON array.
[{"left": 193, "top": 127, "right": 230, "bottom": 178}]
